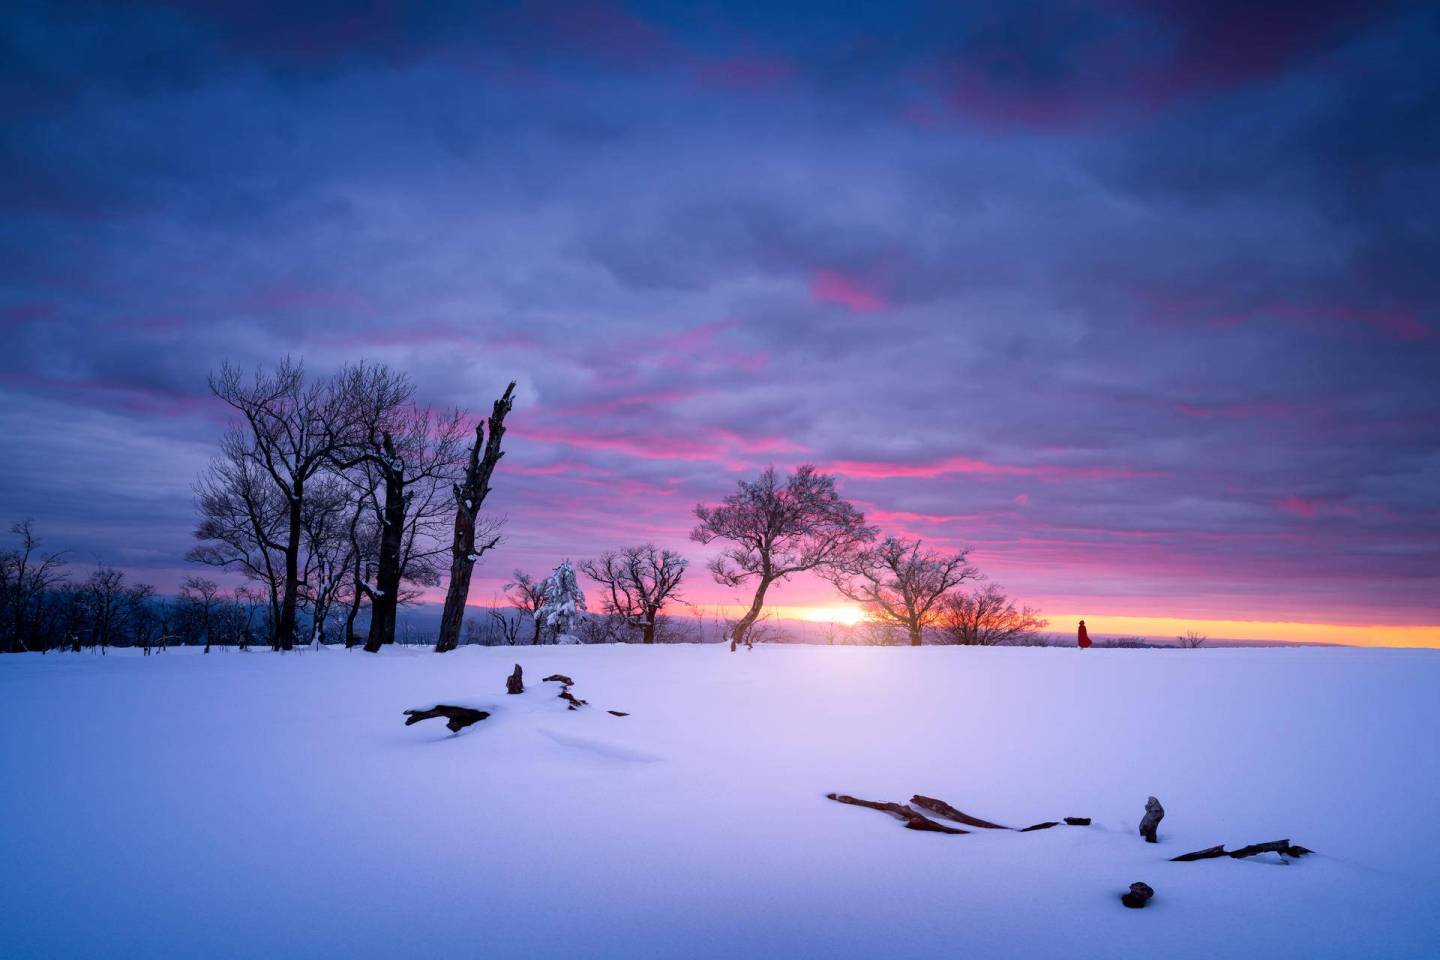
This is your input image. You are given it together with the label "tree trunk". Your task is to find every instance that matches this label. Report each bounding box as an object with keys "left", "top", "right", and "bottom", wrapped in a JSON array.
[
  {"left": 436, "top": 523, "right": 476, "bottom": 653},
  {"left": 344, "top": 587, "right": 362, "bottom": 648},
  {"left": 364, "top": 468, "right": 405, "bottom": 653},
  {"left": 435, "top": 382, "right": 514, "bottom": 653},
  {"left": 731, "top": 577, "right": 772, "bottom": 652},
  {"left": 907, "top": 621, "right": 923, "bottom": 646},
  {"left": 642, "top": 607, "right": 657, "bottom": 645},
  {"left": 279, "top": 486, "right": 302, "bottom": 651}
]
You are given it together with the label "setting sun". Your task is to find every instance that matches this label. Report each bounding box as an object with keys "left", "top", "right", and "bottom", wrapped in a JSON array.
[{"left": 797, "top": 605, "right": 867, "bottom": 626}]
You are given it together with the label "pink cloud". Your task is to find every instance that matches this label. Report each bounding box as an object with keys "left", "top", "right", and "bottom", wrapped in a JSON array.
[
  {"left": 827, "top": 455, "right": 1157, "bottom": 481},
  {"left": 1175, "top": 401, "right": 1300, "bottom": 420},
  {"left": 811, "top": 269, "right": 888, "bottom": 313},
  {"left": 1, "top": 300, "right": 57, "bottom": 327},
  {"left": 1277, "top": 495, "right": 1317, "bottom": 519}
]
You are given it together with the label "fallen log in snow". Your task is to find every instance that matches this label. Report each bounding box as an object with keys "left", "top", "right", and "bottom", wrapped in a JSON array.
[
  {"left": 909, "top": 795, "right": 1010, "bottom": 829},
  {"left": 1172, "top": 840, "right": 1313, "bottom": 862},
  {"left": 909, "top": 796, "right": 1091, "bottom": 832},
  {"left": 402, "top": 705, "right": 490, "bottom": 733},
  {"left": 542, "top": 674, "right": 574, "bottom": 685},
  {"left": 827, "top": 794, "right": 968, "bottom": 834}
]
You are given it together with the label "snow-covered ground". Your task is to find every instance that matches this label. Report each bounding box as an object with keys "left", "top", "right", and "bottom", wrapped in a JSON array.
[{"left": 2, "top": 644, "right": 1437, "bottom": 959}]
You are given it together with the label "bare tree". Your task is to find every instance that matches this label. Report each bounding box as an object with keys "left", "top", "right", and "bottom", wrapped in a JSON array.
[
  {"left": 2, "top": 520, "right": 68, "bottom": 652},
  {"left": 207, "top": 358, "right": 358, "bottom": 650},
  {"left": 333, "top": 366, "right": 467, "bottom": 652},
  {"left": 580, "top": 544, "right": 688, "bottom": 644},
  {"left": 828, "top": 536, "right": 978, "bottom": 646},
  {"left": 436, "top": 382, "right": 515, "bottom": 653},
  {"left": 691, "top": 465, "right": 875, "bottom": 651},
  {"left": 506, "top": 571, "right": 546, "bottom": 644},
  {"left": 85, "top": 566, "right": 130, "bottom": 653},
  {"left": 937, "top": 583, "right": 1048, "bottom": 646},
  {"left": 1177, "top": 629, "right": 1207, "bottom": 649},
  {"left": 189, "top": 442, "right": 286, "bottom": 646},
  {"left": 181, "top": 576, "right": 221, "bottom": 653},
  {"left": 487, "top": 605, "right": 522, "bottom": 645},
  {"left": 297, "top": 478, "right": 353, "bottom": 649}
]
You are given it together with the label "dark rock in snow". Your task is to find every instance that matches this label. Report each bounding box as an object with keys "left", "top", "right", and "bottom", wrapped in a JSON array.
[
  {"left": 1121, "top": 882, "right": 1154, "bottom": 909},
  {"left": 1064, "top": 817, "right": 1091, "bottom": 826}
]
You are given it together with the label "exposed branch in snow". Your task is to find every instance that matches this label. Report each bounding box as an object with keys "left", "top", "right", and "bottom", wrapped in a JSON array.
[
  {"left": 1172, "top": 840, "right": 1313, "bottom": 862},
  {"left": 908, "top": 795, "right": 1090, "bottom": 832},
  {"left": 542, "top": 674, "right": 574, "bottom": 685},
  {"left": 826, "top": 794, "right": 967, "bottom": 834},
  {"left": 402, "top": 704, "right": 489, "bottom": 733}
]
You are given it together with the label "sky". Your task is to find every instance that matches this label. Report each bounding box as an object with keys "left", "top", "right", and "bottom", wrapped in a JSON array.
[{"left": 2, "top": 1, "right": 1438, "bottom": 645}]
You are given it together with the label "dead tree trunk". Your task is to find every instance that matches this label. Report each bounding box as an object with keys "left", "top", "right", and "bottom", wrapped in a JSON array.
[{"left": 436, "top": 382, "right": 515, "bottom": 653}]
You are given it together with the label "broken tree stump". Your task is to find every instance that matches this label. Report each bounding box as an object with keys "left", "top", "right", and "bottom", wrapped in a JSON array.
[
  {"left": 1120, "top": 882, "right": 1155, "bottom": 909},
  {"left": 402, "top": 705, "right": 490, "bottom": 733},
  {"left": 506, "top": 663, "right": 524, "bottom": 695},
  {"left": 909, "top": 795, "right": 1010, "bottom": 829},
  {"left": 1140, "top": 796, "right": 1165, "bottom": 843},
  {"left": 827, "top": 794, "right": 967, "bottom": 834}
]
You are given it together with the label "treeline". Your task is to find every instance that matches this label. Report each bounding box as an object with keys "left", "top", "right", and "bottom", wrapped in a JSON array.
[
  {"left": 0, "top": 520, "right": 267, "bottom": 653},
  {"left": 3, "top": 356, "right": 1051, "bottom": 655}
]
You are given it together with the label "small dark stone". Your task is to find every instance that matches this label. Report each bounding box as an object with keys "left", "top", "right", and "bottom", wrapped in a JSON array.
[
  {"left": 1121, "top": 882, "right": 1154, "bottom": 908},
  {"left": 1064, "top": 817, "right": 1091, "bottom": 826}
]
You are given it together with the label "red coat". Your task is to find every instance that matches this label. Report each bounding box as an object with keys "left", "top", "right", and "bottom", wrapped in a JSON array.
[{"left": 1077, "top": 622, "right": 1091, "bottom": 649}]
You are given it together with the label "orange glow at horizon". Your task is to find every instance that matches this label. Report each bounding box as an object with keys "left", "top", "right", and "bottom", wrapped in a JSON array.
[{"left": 669, "top": 604, "right": 1440, "bottom": 648}]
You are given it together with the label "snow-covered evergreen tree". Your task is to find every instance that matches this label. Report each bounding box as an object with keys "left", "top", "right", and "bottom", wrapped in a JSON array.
[{"left": 537, "top": 559, "right": 587, "bottom": 644}]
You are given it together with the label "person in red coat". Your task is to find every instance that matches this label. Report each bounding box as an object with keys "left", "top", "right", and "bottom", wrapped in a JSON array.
[{"left": 1077, "top": 620, "right": 1092, "bottom": 649}]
